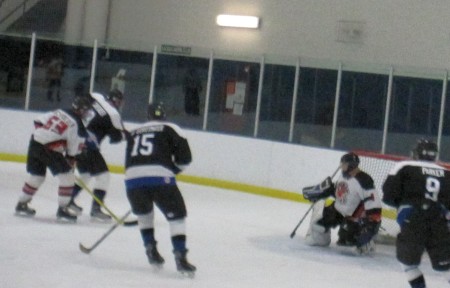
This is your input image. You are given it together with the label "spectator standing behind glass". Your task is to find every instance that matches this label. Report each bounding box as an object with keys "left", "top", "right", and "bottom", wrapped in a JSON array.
[
  {"left": 183, "top": 68, "right": 202, "bottom": 115},
  {"left": 46, "top": 56, "right": 64, "bottom": 102}
]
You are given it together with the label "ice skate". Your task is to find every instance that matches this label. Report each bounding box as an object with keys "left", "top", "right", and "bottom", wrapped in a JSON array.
[
  {"left": 90, "top": 205, "right": 112, "bottom": 222},
  {"left": 146, "top": 243, "right": 165, "bottom": 267},
  {"left": 56, "top": 207, "right": 77, "bottom": 223},
  {"left": 356, "top": 240, "right": 376, "bottom": 255},
  {"left": 15, "top": 201, "right": 36, "bottom": 217},
  {"left": 174, "top": 250, "right": 196, "bottom": 277},
  {"left": 67, "top": 199, "right": 83, "bottom": 216}
]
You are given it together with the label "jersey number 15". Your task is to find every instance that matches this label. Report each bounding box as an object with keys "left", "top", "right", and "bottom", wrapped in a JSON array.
[{"left": 131, "top": 134, "right": 154, "bottom": 156}]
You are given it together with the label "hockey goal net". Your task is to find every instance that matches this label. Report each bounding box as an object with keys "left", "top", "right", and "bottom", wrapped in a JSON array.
[{"left": 354, "top": 150, "right": 450, "bottom": 243}]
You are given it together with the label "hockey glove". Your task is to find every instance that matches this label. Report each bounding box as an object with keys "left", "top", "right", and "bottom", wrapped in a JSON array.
[
  {"left": 356, "top": 218, "right": 380, "bottom": 247},
  {"left": 303, "top": 177, "right": 334, "bottom": 202},
  {"left": 396, "top": 205, "right": 413, "bottom": 228}
]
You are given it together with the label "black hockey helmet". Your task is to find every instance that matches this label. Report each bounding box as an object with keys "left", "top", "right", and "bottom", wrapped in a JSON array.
[
  {"left": 148, "top": 102, "right": 166, "bottom": 120},
  {"left": 72, "top": 96, "right": 92, "bottom": 115},
  {"left": 340, "top": 152, "right": 360, "bottom": 172},
  {"left": 106, "top": 89, "right": 124, "bottom": 109},
  {"left": 412, "top": 139, "right": 438, "bottom": 161}
]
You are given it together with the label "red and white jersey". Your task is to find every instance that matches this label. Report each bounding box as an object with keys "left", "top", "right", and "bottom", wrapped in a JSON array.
[
  {"left": 33, "top": 109, "right": 87, "bottom": 157},
  {"left": 333, "top": 170, "right": 382, "bottom": 218}
]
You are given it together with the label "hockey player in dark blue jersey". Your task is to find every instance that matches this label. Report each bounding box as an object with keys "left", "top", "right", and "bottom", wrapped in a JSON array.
[
  {"left": 68, "top": 90, "right": 127, "bottom": 221},
  {"left": 382, "top": 139, "right": 450, "bottom": 288},
  {"left": 124, "top": 102, "right": 196, "bottom": 276}
]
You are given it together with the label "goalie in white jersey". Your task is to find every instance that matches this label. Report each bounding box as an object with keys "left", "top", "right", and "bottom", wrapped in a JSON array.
[{"left": 303, "top": 152, "right": 382, "bottom": 254}]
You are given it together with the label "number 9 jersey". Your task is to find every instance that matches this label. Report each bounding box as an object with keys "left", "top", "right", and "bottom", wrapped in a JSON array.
[{"left": 382, "top": 160, "right": 450, "bottom": 210}]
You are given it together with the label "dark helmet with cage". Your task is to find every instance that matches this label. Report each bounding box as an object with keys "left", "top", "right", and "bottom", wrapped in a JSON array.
[
  {"left": 72, "top": 96, "right": 92, "bottom": 116},
  {"left": 106, "top": 89, "right": 124, "bottom": 109},
  {"left": 340, "top": 152, "right": 360, "bottom": 177},
  {"left": 147, "top": 102, "right": 166, "bottom": 120},
  {"left": 412, "top": 139, "right": 438, "bottom": 161}
]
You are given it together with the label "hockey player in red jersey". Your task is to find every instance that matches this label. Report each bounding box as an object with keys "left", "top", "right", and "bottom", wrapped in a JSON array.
[
  {"left": 15, "top": 96, "right": 92, "bottom": 222},
  {"left": 67, "top": 89, "right": 127, "bottom": 221},
  {"left": 382, "top": 139, "right": 450, "bottom": 288},
  {"left": 124, "top": 102, "right": 196, "bottom": 276},
  {"left": 303, "top": 152, "right": 382, "bottom": 254}
]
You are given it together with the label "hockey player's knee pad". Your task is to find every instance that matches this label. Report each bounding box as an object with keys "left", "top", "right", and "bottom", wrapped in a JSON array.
[
  {"left": 26, "top": 175, "right": 45, "bottom": 189},
  {"left": 137, "top": 211, "right": 155, "bottom": 230},
  {"left": 169, "top": 218, "right": 186, "bottom": 237},
  {"left": 94, "top": 172, "right": 110, "bottom": 191},
  {"left": 58, "top": 172, "right": 75, "bottom": 187}
]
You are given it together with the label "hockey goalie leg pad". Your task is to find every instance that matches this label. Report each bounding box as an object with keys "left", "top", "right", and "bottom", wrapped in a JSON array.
[
  {"left": 305, "top": 200, "right": 331, "bottom": 246},
  {"left": 305, "top": 222, "right": 331, "bottom": 246}
]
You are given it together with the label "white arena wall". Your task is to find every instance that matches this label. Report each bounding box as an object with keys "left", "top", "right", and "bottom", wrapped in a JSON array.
[
  {"left": 0, "top": 108, "right": 344, "bottom": 198},
  {"left": 69, "top": 0, "right": 450, "bottom": 70}
]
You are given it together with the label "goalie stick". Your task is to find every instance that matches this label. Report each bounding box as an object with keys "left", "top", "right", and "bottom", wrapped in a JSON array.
[
  {"left": 75, "top": 177, "right": 137, "bottom": 226},
  {"left": 290, "top": 165, "right": 341, "bottom": 239},
  {"left": 79, "top": 210, "right": 132, "bottom": 254}
]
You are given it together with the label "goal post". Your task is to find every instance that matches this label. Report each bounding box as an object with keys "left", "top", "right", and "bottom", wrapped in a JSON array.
[{"left": 353, "top": 150, "right": 450, "bottom": 242}]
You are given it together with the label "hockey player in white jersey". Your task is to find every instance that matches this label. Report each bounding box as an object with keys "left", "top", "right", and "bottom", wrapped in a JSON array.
[
  {"left": 124, "top": 102, "right": 196, "bottom": 276},
  {"left": 15, "top": 97, "right": 92, "bottom": 222},
  {"left": 67, "top": 90, "right": 127, "bottom": 221},
  {"left": 303, "top": 152, "right": 382, "bottom": 254}
]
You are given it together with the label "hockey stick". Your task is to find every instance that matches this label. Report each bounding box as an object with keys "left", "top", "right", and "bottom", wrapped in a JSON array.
[
  {"left": 290, "top": 202, "right": 316, "bottom": 238},
  {"left": 290, "top": 166, "right": 341, "bottom": 239},
  {"left": 79, "top": 210, "right": 132, "bottom": 254},
  {"left": 75, "top": 177, "right": 137, "bottom": 226}
]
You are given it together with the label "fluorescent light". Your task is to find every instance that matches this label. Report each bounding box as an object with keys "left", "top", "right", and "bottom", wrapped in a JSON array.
[{"left": 216, "top": 14, "right": 259, "bottom": 29}]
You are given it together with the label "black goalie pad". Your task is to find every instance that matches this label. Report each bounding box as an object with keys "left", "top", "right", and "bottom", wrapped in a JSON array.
[{"left": 302, "top": 177, "right": 335, "bottom": 202}]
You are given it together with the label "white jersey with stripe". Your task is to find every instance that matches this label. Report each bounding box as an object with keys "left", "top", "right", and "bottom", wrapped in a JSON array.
[
  {"left": 333, "top": 171, "right": 382, "bottom": 218},
  {"left": 33, "top": 109, "right": 86, "bottom": 157}
]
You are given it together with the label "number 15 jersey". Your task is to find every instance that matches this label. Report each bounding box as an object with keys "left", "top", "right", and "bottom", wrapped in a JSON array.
[{"left": 124, "top": 121, "right": 192, "bottom": 188}]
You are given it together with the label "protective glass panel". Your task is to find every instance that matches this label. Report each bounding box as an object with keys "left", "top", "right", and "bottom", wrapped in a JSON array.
[
  {"left": 0, "top": 35, "right": 30, "bottom": 109},
  {"left": 293, "top": 67, "right": 338, "bottom": 147},
  {"left": 385, "top": 76, "right": 442, "bottom": 156},
  {"left": 28, "top": 39, "right": 92, "bottom": 112},
  {"left": 153, "top": 54, "right": 208, "bottom": 129},
  {"left": 334, "top": 71, "right": 388, "bottom": 151},
  {"left": 438, "top": 82, "right": 450, "bottom": 162},
  {"left": 207, "top": 59, "right": 260, "bottom": 137},
  {"left": 94, "top": 47, "right": 153, "bottom": 122},
  {"left": 257, "top": 63, "right": 295, "bottom": 142}
]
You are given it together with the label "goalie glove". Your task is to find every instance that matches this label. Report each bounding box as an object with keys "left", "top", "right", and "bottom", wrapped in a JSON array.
[{"left": 303, "top": 177, "right": 335, "bottom": 202}]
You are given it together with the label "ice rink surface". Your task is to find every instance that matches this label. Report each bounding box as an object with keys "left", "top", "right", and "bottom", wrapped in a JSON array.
[{"left": 1, "top": 161, "right": 447, "bottom": 287}]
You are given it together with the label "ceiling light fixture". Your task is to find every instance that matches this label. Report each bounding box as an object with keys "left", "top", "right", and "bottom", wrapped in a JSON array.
[{"left": 216, "top": 14, "right": 260, "bottom": 29}]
